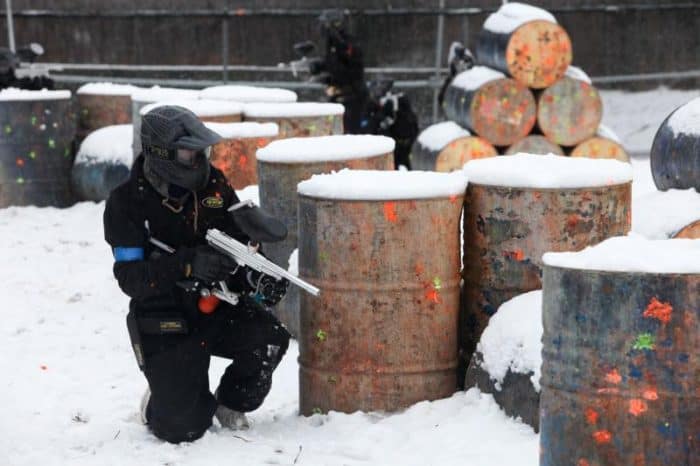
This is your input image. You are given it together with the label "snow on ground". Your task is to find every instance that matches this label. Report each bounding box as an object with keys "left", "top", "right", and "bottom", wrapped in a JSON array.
[{"left": 1, "top": 87, "right": 698, "bottom": 465}]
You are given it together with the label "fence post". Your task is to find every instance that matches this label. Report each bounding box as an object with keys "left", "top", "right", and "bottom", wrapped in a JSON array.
[
  {"left": 431, "top": 0, "right": 445, "bottom": 124},
  {"left": 222, "top": 11, "right": 229, "bottom": 83}
]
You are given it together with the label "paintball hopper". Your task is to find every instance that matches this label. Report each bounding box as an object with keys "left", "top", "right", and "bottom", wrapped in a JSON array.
[
  {"left": 228, "top": 200, "right": 287, "bottom": 243},
  {"left": 293, "top": 40, "right": 316, "bottom": 58}
]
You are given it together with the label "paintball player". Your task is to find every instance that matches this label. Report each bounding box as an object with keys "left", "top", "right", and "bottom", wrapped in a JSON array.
[
  {"left": 103, "top": 105, "right": 290, "bottom": 443},
  {"left": 437, "top": 41, "right": 474, "bottom": 110},
  {"left": 314, "top": 9, "right": 370, "bottom": 134}
]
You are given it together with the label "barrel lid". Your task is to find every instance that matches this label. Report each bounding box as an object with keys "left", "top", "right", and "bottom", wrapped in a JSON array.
[
  {"left": 543, "top": 234, "right": 700, "bottom": 274},
  {"left": 204, "top": 121, "right": 279, "bottom": 139},
  {"left": 633, "top": 188, "right": 700, "bottom": 239},
  {"left": 243, "top": 102, "right": 344, "bottom": 118},
  {"left": 667, "top": 96, "right": 700, "bottom": 137},
  {"left": 140, "top": 99, "right": 243, "bottom": 118},
  {"left": 0, "top": 88, "right": 71, "bottom": 101},
  {"left": 297, "top": 168, "right": 468, "bottom": 200},
  {"left": 483, "top": 2, "right": 557, "bottom": 34},
  {"left": 200, "top": 85, "right": 297, "bottom": 103},
  {"left": 564, "top": 66, "right": 591, "bottom": 84},
  {"left": 76, "top": 124, "right": 133, "bottom": 167},
  {"left": 77, "top": 82, "right": 140, "bottom": 96},
  {"left": 451, "top": 66, "right": 506, "bottom": 92},
  {"left": 463, "top": 153, "right": 632, "bottom": 188},
  {"left": 417, "top": 121, "right": 471, "bottom": 151},
  {"left": 257, "top": 135, "right": 394, "bottom": 163},
  {"left": 131, "top": 86, "right": 200, "bottom": 103}
]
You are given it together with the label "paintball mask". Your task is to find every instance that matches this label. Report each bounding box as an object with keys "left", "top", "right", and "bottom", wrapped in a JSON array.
[
  {"left": 141, "top": 105, "right": 222, "bottom": 193},
  {"left": 318, "top": 9, "right": 348, "bottom": 36}
]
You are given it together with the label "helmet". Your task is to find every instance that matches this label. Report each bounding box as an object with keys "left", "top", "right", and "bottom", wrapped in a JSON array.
[
  {"left": 318, "top": 9, "right": 348, "bottom": 35},
  {"left": 141, "top": 105, "right": 222, "bottom": 194}
]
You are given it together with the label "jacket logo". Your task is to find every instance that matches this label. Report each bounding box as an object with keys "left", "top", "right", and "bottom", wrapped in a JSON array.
[{"left": 202, "top": 196, "right": 224, "bottom": 208}]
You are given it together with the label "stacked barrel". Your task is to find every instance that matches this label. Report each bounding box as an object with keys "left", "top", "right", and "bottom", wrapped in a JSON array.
[{"left": 417, "top": 2, "right": 629, "bottom": 170}]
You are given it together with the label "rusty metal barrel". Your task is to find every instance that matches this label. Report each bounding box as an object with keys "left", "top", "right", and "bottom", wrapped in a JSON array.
[
  {"left": 200, "top": 84, "right": 297, "bottom": 103},
  {"left": 257, "top": 135, "right": 395, "bottom": 335},
  {"left": 131, "top": 87, "right": 200, "bottom": 159},
  {"left": 443, "top": 66, "right": 536, "bottom": 147},
  {"left": 650, "top": 96, "right": 700, "bottom": 191},
  {"left": 205, "top": 122, "right": 279, "bottom": 189},
  {"left": 540, "top": 237, "right": 700, "bottom": 466},
  {"left": 505, "top": 135, "right": 564, "bottom": 155},
  {"left": 0, "top": 89, "right": 76, "bottom": 207},
  {"left": 297, "top": 169, "right": 467, "bottom": 414},
  {"left": 412, "top": 121, "right": 498, "bottom": 171},
  {"left": 71, "top": 124, "right": 133, "bottom": 202},
  {"left": 571, "top": 124, "right": 630, "bottom": 162},
  {"left": 674, "top": 219, "right": 700, "bottom": 238},
  {"left": 76, "top": 83, "right": 138, "bottom": 144},
  {"left": 244, "top": 102, "right": 344, "bottom": 138},
  {"left": 476, "top": 3, "right": 572, "bottom": 89},
  {"left": 461, "top": 154, "right": 632, "bottom": 367},
  {"left": 537, "top": 69, "right": 603, "bottom": 147}
]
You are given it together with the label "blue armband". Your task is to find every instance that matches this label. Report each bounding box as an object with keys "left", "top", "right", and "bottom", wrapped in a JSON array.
[{"left": 113, "top": 247, "right": 144, "bottom": 262}]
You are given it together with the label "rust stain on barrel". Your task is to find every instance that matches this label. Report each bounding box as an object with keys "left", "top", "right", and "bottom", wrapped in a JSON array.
[
  {"left": 247, "top": 114, "right": 343, "bottom": 138},
  {"left": 540, "top": 267, "right": 699, "bottom": 465},
  {"left": 673, "top": 220, "right": 700, "bottom": 239},
  {"left": 77, "top": 94, "right": 132, "bottom": 143},
  {"left": 298, "top": 196, "right": 462, "bottom": 414},
  {"left": 461, "top": 183, "right": 631, "bottom": 362},
  {"left": 210, "top": 136, "right": 273, "bottom": 189}
]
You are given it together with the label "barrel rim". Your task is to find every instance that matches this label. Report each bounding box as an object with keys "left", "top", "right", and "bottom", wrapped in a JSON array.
[
  {"left": 543, "top": 263, "right": 700, "bottom": 277},
  {"left": 466, "top": 181, "right": 632, "bottom": 192},
  {"left": 297, "top": 191, "right": 466, "bottom": 202}
]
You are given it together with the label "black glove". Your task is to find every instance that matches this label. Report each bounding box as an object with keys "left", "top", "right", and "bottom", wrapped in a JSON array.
[
  {"left": 246, "top": 269, "right": 289, "bottom": 306},
  {"left": 188, "top": 245, "right": 237, "bottom": 284}
]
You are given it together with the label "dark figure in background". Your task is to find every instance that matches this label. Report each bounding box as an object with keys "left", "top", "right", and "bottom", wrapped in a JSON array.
[
  {"left": 437, "top": 41, "right": 475, "bottom": 110},
  {"left": 0, "top": 43, "right": 54, "bottom": 90},
  {"left": 366, "top": 79, "right": 419, "bottom": 169},
  {"left": 104, "top": 106, "right": 290, "bottom": 443},
  {"left": 313, "top": 9, "right": 370, "bottom": 134}
]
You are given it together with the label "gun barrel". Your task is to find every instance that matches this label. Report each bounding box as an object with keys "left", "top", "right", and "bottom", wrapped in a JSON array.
[{"left": 206, "top": 229, "right": 320, "bottom": 297}]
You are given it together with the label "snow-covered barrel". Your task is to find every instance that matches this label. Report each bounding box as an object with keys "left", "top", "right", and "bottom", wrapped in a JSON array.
[
  {"left": 243, "top": 102, "right": 344, "bottom": 139},
  {"left": 505, "top": 135, "right": 564, "bottom": 156},
  {"left": 540, "top": 237, "right": 700, "bottom": 466},
  {"left": 297, "top": 170, "right": 466, "bottom": 414},
  {"left": 461, "top": 154, "right": 632, "bottom": 367},
  {"left": 200, "top": 84, "right": 297, "bottom": 103},
  {"left": 570, "top": 124, "right": 630, "bottom": 162},
  {"left": 256, "top": 136, "right": 395, "bottom": 336},
  {"left": 76, "top": 83, "right": 138, "bottom": 144},
  {"left": 476, "top": 3, "right": 572, "bottom": 89},
  {"left": 71, "top": 125, "right": 132, "bottom": 202},
  {"left": 204, "top": 122, "right": 279, "bottom": 189},
  {"left": 632, "top": 189, "right": 700, "bottom": 239},
  {"left": 650, "top": 96, "right": 700, "bottom": 191},
  {"left": 411, "top": 121, "right": 497, "bottom": 171},
  {"left": 130, "top": 87, "right": 200, "bottom": 158},
  {"left": 0, "top": 89, "right": 76, "bottom": 207},
  {"left": 464, "top": 290, "right": 542, "bottom": 431},
  {"left": 442, "top": 66, "right": 536, "bottom": 147},
  {"left": 537, "top": 68, "right": 602, "bottom": 146}
]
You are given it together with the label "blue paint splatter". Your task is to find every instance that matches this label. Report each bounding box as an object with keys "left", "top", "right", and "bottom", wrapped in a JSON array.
[
  {"left": 628, "top": 365, "right": 643, "bottom": 379},
  {"left": 678, "top": 353, "right": 689, "bottom": 363}
]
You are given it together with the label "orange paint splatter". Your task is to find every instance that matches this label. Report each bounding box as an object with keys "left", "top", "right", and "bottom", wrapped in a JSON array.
[
  {"left": 238, "top": 155, "right": 249, "bottom": 168},
  {"left": 504, "top": 249, "right": 525, "bottom": 261},
  {"left": 584, "top": 408, "right": 599, "bottom": 425},
  {"left": 414, "top": 263, "right": 425, "bottom": 276},
  {"left": 449, "top": 194, "right": 459, "bottom": 204},
  {"left": 566, "top": 215, "right": 580, "bottom": 229},
  {"left": 383, "top": 202, "right": 398, "bottom": 223},
  {"left": 643, "top": 297, "right": 673, "bottom": 324},
  {"left": 16, "top": 157, "right": 24, "bottom": 167},
  {"left": 592, "top": 430, "right": 612, "bottom": 444},
  {"left": 628, "top": 399, "right": 648, "bottom": 417},
  {"left": 605, "top": 369, "right": 622, "bottom": 385},
  {"left": 578, "top": 460, "right": 590, "bottom": 466},
  {"left": 643, "top": 389, "right": 658, "bottom": 401},
  {"left": 425, "top": 289, "right": 441, "bottom": 304}
]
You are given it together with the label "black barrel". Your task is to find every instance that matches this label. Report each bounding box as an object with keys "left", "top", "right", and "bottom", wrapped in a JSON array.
[
  {"left": 650, "top": 97, "right": 700, "bottom": 191},
  {"left": 0, "top": 90, "right": 76, "bottom": 207}
]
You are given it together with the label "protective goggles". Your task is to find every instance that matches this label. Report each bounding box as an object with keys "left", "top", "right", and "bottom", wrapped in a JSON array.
[{"left": 144, "top": 145, "right": 211, "bottom": 166}]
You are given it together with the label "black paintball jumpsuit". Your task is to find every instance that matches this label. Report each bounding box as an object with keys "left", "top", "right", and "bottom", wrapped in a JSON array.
[{"left": 103, "top": 156, "right": 290, "bottom": 443}]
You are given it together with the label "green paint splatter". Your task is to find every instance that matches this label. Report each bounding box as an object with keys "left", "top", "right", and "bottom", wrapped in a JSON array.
[
  {"left": 633, "top": 333, "right": 655, "bottom": 351},
  {"left": 432, "top": 277, "right": 442, "bottom": 290},
  {"left": 64, "top": 147, "right": 71, "bottom": 157},
  {"left": 311, "top": 407, "right": 323, "bottom": 415},
  {"left": 308, "top": 124, "right": 317, "bottom": 132},
  {"left": 30, "top": 116, "right": 37, "bottom": 125},
  {"left": 327, "top": 375, "right": 337, "bottom": 384},
  {"left": 28, "top": 151, "right": 36, "bottom": 159},
  {"left": 16, "top": 177, "right": 24, "bottom": 184},
  {"left": 316, "top": 329, "right": 327, "bottom": 342},
  {"left": 319, "top": 251, "right": 329, "bottom": 263},
  {"left": 48, "top": 139, "right": 56, "bottom": 149},
  {"left": 4, "top": 125, "right": 11, "bottom": 134},
  {"left": 81, "top": 108, "right": 89, "bottom": 115}
]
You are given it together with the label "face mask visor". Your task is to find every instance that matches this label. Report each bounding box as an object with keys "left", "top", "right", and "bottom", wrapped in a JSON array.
[{"left": 175, "top": 147, "right": 210, "bottom": 167}]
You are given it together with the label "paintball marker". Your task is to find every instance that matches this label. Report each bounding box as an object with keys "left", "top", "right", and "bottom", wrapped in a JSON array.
[
  {"left": 0, "top": 42, "right": 53, "bottom": 90},
  {"left": 284, "top": 40, "right": 326, "bottom": 81}
]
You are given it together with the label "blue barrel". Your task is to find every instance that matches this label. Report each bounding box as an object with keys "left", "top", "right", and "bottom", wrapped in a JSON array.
[
  {"left": 540, "top": 262, "right": 699, "bottom": 465},
  {"left": 0, "top": 90, "right": 76, "bottom": 207}
]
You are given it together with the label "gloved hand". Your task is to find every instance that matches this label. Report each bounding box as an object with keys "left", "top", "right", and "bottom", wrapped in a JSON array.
[
  {"left": 188, "top": 245, "right": 237, "bottom": 284},
  {"left": 246, "top": 269, "right": 289, "bottom": 306}
]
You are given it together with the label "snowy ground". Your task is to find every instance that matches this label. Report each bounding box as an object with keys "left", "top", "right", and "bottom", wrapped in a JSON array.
[{"left": 2, "top": 87, "right": 699, "bottom": 466}]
